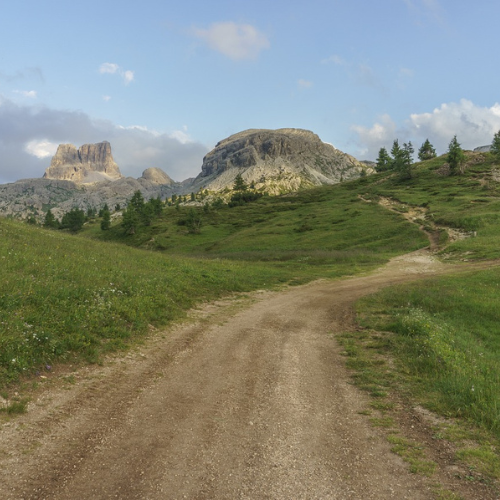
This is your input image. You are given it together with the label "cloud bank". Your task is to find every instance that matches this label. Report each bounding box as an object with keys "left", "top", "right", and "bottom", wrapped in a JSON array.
[
  {"left": 0, "top": 97, "right": 209, "bottom": 184},
  {"left": 352, "top": 99, "right": 500, "bottom": 160}
]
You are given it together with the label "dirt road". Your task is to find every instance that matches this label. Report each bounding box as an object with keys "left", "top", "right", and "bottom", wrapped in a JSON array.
[{"left": 0, "top": 252, "right": 488, "bottom": 499}]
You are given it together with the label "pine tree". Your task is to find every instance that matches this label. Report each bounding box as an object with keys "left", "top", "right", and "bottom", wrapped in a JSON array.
[
  {"left": 390, "top": 140, "right": 404, "bottom": 172},
  {"left": 447, "top": 135, "right": 466, "bottom": 175},
  {"left": 401, "top": 141, "right": 414, "bottom": 179},
  {"left": 490, "top": 130, "right": 500, "bottom": 160},
  {"left": 418, "top": 139, "right": 437, "bottom": 161},
  {"left": 122, "top": 205, "right": 140, "bottom": 234},
  {"left": 43, "top": 209, "right": 59, "bottom": 229},
  {"left": 129, "top": 190, "right": 145, "bottom": 212},
  {"left": 376, "top": 147, "right": 392, "bottom": 171},
  {"left": 60, "top": 208, "right": 85, "bottom": 232},
  {"left": 186, "top": 208, "right": 202, "bottom": 234},
  {"left": 100, "top": 209, "right": 111, "bottom": 230},
  {"left": 233, "top": 173, "right": 248, "bottom": 192}
]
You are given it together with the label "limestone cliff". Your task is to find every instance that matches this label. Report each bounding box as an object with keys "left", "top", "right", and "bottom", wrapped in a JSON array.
[
  {"left": 43, "top": 141, "right": 122, "bottom": 183},
  {"left": 190, "top": 128, "right": 372, "bottom": 194}
]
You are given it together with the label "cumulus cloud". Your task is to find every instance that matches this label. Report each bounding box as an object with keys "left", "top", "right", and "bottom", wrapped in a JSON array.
[
  {"left": 25, "top": 140, "right": 58, "bottom": 158},
  {"left": 99, "top": 62, "right": 135, "bottom": 84},
  {"left": 99, "top": 63, "right": 120, "bottom": 74},
  {"left": 0, "top": 97, "right": 208, "bottom": 184},
  {"left": 192, "top": 21, "right": 270, "bottom": 61},
  {"left": 351, "top": 115, "right": 398, "bottom": 158},
  {"left": 352, "top": 99, "right": 500, "bottom": 160}
]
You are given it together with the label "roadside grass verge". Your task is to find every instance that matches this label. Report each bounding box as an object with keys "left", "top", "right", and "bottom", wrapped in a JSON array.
[
  {"left": 0, "top": 218, "right": 296, "bottom": 389},
  {"left": 348, "top": 266, "right": 500, "bottom": 483}
]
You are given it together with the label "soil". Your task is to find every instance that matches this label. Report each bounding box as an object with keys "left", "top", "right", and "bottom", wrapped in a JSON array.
[{"left": 0, "top": 251, "right": 497, "bottom": 499}]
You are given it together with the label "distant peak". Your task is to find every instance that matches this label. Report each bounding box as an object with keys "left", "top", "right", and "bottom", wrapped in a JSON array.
[{"left": 43, "top": 141, "right": 122, "bottom": 184}]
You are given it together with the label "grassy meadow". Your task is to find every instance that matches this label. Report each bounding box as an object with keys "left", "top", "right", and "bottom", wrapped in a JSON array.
[
  {"left": 0, "top": 182, "right": 428, "bottom": 389},
  {"left": 0, "top": 219, "right": 295, "bottom": 388},
  {"left": 356, "top": 268, "right": 500, "bottom": 437},
  {"left": 3, "top": 148, "right": 500, "bottom": 457}
]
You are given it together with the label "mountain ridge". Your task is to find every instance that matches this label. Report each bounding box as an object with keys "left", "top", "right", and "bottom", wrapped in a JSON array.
[{"left": 1, "top": 129, "right": 371, "bottom": 220}]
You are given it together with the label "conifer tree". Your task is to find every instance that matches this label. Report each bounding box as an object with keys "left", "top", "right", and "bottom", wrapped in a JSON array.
[
  {"left": 447, "top": 135, "right": 466, "bottom": 174},
  {"left": 233, "top": 173, "right": 248, "bottom": 192},
  {"left": 418, "top": 139, "right": 437, "bottom": 161},
  {"left": 401, "top": 141, "right": 414, "bottom": 179},
  {"left": 491, "top": 130, "right": 500, "bottom": 160},
  {"left": 60, "top": 208, "right": 85, "bottom": 232},
  {"left": 376, "top": 147, "right": 392, "bottom": 171},
  {"left": 390, "top": 139, "right": 405, "bottom": 172},
  {"left": 43, "top": 209, "right": 59, "bottom": 229},
  {"left": 100, "top": 209, "right": 111, "bottom": 230}
]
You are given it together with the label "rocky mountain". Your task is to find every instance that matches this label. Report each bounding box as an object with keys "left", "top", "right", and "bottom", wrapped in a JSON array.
[
  {"left": 44, "top": 141, "right": 122, "bottom": 183},
  {"left": 0, "top": 129, "right": 373, "bottom": 221},
  {"left": 0, "top": 140, "right": 182, "bottom": 221},
  {"left": 0, "top": 170, "right": 180, "bottom": 222},
  {"left": 187, "top": 128, "right": 372, "bottom": 195},
  {"left": 140, "top": 167, "right": 175, "bottom": 185}
]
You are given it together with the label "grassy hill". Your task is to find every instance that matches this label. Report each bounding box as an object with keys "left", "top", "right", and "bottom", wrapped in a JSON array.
[{"left": 3, "top": 150, "right": 500, "bottom": 458}]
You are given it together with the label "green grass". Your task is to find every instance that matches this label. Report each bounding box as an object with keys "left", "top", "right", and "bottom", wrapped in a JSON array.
[
  {"left": 356, "top": 268, "right": 500, "bottom": 437},
  {"left": 0, "top": 218, "right": 298, "bottom": 387},
  {"left": 88, "top": 182, "right": 428, "bottom": 265},
  {"left": 357, "top": 152, "right": 500, "bottom": 260}
]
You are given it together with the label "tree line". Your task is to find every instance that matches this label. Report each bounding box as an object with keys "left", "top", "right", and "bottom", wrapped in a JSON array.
[
  {"left": 41, "top": 171, "right": 264, "bottom": 235},
  {"left": 376, "top": 130, "right": 500, "bottom": 178},
  {"left": 43, "top": 204, "right": 117, "bottom": 232}
]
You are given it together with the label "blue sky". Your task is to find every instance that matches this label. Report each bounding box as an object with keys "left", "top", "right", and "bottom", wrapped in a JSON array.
[{"left": 1, "top": 0, "right": 500, "bottom": 183}]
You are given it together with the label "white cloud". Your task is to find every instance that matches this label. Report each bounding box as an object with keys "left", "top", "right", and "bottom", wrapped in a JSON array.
[
  {"left": 170, "top": 126, "right": 192, "bottom": 144},
  {"left": 352, "top": 99, "right": 500, "bottom": 160},
  {"left": 192, "top": 21, "right": 270, "bottom": 61},
  {"left": 351, "top": 114, "right": 397, "bottom": 158},
  {"left": 102, "top": 95, "right": 111, "bottom": 102},
  {"left": 99, "top": 63, "right": 134, "bottom": 84},
  {"left": 122, "top": 70, "right": 134, "bottom": 84},
  {"left": 25, "top": 140, "right": 58, "bottom": 158},
  {"left": 99, "top": 63, "right": 120, "bottom": 74},
  {"left": 408, "top": 99, "right": 500, "bottom": 150},
  {"left": 13, "top": 90, "right": 37, "bottom": 99},
  {"left": 298, "top": 79, "right": 313, "bottom": 89}
]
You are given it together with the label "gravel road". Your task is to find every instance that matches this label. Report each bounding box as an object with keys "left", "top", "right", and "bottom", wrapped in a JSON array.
[{"left": 0, "top": 252, "right": 484, "bottom": 499}]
